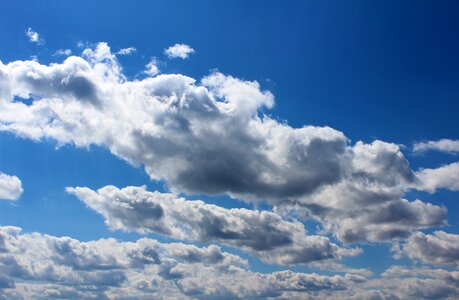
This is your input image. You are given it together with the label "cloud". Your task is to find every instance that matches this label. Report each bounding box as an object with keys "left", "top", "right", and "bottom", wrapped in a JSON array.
[
  {"left": 117, "top": 47, "right": 136, "bottom": 55},
  {"left": 53, "top": 49, "right": 72, "bottom": 56},
  {"left": 0, "top": 226, "right": 362, "bottom": 299},
  {"left": 67, "top": 185, "right": 358, "bottom": 265},
  {"left": 0, "top": 172, "right": 23, "bottom": 201},
  {"left": 25, "top": 27, "right": 43, "bottom": 45},
  {"left": 0, "top": 42, "right": 455, "bottom": 245},
  {"left": 414, "top": 139, "right": 459, "bottom": 154},
  {"left": 396, "top": 231, "right": 459, "bottom": 266},
  {"left": 145, "top": 57, "right": 159, "bottom": 76},
  {"left": 416, "top": 162, "right": 459, "bottom": 193},
  {"left": 164, "top": 43, "right": 195, "bottom": 59}
]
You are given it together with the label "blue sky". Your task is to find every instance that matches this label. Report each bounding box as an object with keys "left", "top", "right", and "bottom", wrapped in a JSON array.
[{"left": 0, "top": 1, "right": 459, "bottom": 299}]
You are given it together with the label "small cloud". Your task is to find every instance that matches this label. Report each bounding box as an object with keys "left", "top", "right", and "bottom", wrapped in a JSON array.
[
  {"left": 145, "top": 57, "right": 160, "bottom": 76},
  {"left": 117, "top": 47, "right": 136, "bottom": 55},
  {"left": 26, "top": 27, "right": 44, "bottom": 45},
  {"left": 53, "top": 49, "right": 72, "bottom": 56},
  {"left": 413, "top": 139, "right": 459, "bottom": 154},
  {"left": 164, "top": 43, "right": 195, "bottom": 59}
]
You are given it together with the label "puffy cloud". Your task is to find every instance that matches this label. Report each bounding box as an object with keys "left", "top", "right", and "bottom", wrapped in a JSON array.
[
  {"left": 164, "top": 44, "right": 195, "bottom": 59},
  {"left": 67, "top": 185, "right": 358, "bottom": 265},
  {"left": 0, "top": 42, "right": 454, "bottom": 244},
  {"left": 416, "top": 162, "right": 459, "bottom": 192},
  {"left": 0, "top": 172, "right": 23, "bottom": 201},
  {"left": 0, "top": 226, "right": 359, "bottom": 299},
  {"left": 25, "top": 28, "right": 43, "bottom": 45},
  {"left": 396, "top": 231, "right": 459, "bottom": 266},
  {"left": 117, "top": 47, "right": 136, "bottom": 55},
  {"left": 414, "top": 139, "right": 459, "bottom": 154}
]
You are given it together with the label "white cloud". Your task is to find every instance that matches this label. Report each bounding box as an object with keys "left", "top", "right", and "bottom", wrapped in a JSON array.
[
  {"left": 67, "top": 185, "right": 359, "bottom": 265},
  {"left": 25, "top": 27, "right": 43, "bottom": 44},
  {"left": 416, "top": 162, "right": 459, "bottom": 192},
  {"left": 414, "top": 139, "right": 459, "bottom": 154},
  {"left": 164, "top": 43, "right": 195, "bottom": 59},
  {"left": 54, "top": 49, "right": 72, "bottom": 56},
  {"left": 0, "top": 42, "right": 455, "bottom": 246},
  {"left": 145, "top": 57, "right": 159, "bottom": 76},
  {"left": 396, "top": 231, "right": 459, "bottom": 266},
  {"left": 0, "top": 172, "right": 23, "bottom": 201},
  {"left": 117, "top": 47, "right": 136, "bottom": 55},
  {"left": 0, "top": 226, "right": 362, "bottom": 299}
]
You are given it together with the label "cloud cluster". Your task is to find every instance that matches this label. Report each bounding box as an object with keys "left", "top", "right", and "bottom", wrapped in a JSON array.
[
  {"left": 0, "top": 42, "right": 455, "bottom": 246},
  {"left": 0, "top": 172, "right": 23, "bottom": 201},
  {"left": 164, "top": 43, "right": 195, "bottom": 59},
  {"left": 67, "top": 185, "right": 359, "bottom": 265},
  {"left": 0, "top": 226, "right": 362, "bottom": 299}
]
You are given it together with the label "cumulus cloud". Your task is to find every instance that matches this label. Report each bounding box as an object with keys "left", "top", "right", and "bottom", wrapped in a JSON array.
[
  {"left": 0, "top": 42, "right": 455, "bottom": 245},
  {"left": 25, "top": 27, "right": 43, "bottom": 44},
  {"left": 0, "top": 172, "right": 23, "bottom": 201},
  {"left": 164, "top": 43, "right": 195, "bottom": 59},
  {"left": 396, "top": 231, "right": 459, "bottom": 266},
  {"left": 0, "top": 226, "right": 362, "bottom": 299},
  {"left": 416, "top": 162, "right": 459, "bottom": 192},
  {"left": 67, "top": 185, "right": 358, "bottom": 265},
  {"left": 414, "top": 139, "right": 459, "bottom": 154},
  {"left": 117, "top": 47, "right": 136, "bottom": 55}
]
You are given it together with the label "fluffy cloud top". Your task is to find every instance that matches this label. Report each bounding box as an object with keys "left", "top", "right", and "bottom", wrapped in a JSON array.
[
  {"left": 414, "top": 139, "right": 459, "bottom": 154},
  {"left": 0, "top": 172, "right": 23, "bottom": 201},
  {"left": 164, "top": 43, "right": 195, "bottom": 59}
]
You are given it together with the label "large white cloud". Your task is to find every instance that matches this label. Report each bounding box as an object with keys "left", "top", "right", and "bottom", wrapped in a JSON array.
[
  {"left": 67, "top": 185, "right": 359, "bottom": 265},
  {"left": 0, "top": 42, "right": 456, "bottom": 245},
  {"left": 0, "top": 172, "right": 23, "bottom": 201}
]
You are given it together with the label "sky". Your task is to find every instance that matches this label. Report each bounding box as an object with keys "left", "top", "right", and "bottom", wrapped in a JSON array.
[{"left": 0, "top": 1, "right": 459, "bottom": 299}]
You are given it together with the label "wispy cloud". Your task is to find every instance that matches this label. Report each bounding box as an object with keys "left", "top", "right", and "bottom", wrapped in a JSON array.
[{"left": 25, "top": 27, "right": 44, "bottom": 44}]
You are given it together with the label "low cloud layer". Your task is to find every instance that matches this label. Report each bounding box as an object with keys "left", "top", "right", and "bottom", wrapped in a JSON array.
[
  {"left": 0, "top": 226, "right": 364, "bottom": 300},
  {"left": 0, "top": 172, "right": 23, "bottom": 201},
  {"left": 0, "top": 226, "right": 458, "bottom": 299}
]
